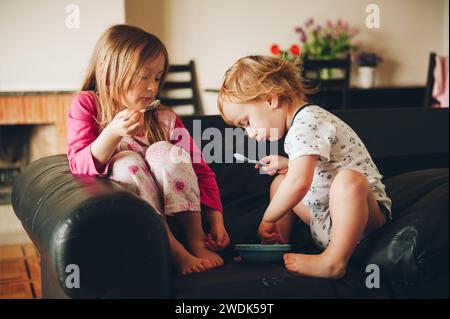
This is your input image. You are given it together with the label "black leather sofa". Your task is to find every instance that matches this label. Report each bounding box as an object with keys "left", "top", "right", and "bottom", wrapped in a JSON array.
[{"left": 12, "top": 108, "right": 449, "bottom": 299}]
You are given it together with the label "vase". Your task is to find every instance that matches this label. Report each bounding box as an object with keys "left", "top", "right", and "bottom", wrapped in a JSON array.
[
  {"left": 358, "top": 66, "right": 376, "bottom": 88},
  {"left": 319, "top": 68, "right": 333, "bottom": 80}
]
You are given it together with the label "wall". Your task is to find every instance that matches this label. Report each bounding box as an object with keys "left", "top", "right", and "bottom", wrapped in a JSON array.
[
  {"left": 444, "top": 0, "right": 449, "bottom": 54},
  {"left": 126, "top": 0, "right": 448, "bottom": 114},
  {"left": 0, "top": 0, "right": 125, "bottom": 91}
]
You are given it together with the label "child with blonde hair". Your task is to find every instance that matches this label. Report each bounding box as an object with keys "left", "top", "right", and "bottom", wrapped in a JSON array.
[
  {"left": 67, "top": 24, "right": 230, "bottom": 275},
  {"left": 218, "top": 55, "right": 391, "bottom": 279}
]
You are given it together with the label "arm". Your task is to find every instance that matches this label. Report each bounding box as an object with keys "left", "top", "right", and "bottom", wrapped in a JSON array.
[
  {"left": 67, "top": 92, "right": 143, "bottom": 175},
  {"left": 67, "top": 92, "right": 113, "bottom": 176},
  {"left": 90, "top": 110, "right": 142, "bottom": 169},
  {"left": 90, "top": 125, "right": 123, "bottom": 171},
  {"left": 262, "top": 155, "right": 317, "bottom": 222}
]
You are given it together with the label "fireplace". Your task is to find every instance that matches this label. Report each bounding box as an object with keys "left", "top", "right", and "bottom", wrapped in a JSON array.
[
  {"left": 0, "top": 92, "right": 74, "bottom": 204},
  {"left": 0, "top": 126, "right": 30, "bottom": 203}
]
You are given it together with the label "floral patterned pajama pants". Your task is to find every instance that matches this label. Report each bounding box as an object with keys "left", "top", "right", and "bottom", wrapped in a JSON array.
[{"left": 108, "top": 139, "right": 201, "bottom": 216}]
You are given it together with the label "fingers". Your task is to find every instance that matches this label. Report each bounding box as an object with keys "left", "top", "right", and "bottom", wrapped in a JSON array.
[
  {"left": 262, "top": 166, "right": 277, "bottom": 176},
  {"left": 117, "top": 108, "right": 136, "bottom": 119},
  {"left": 259, "top": 156, "right": 278, "bottom": 175},
  {"left": 117, "top": 111, "right": 142, "bottom": 136},
  {"left": 259, "top": 156, "right": 271, "bottom": 164},
  {"left": 261, "top": 232, "right": 280, "bottom": 243},
  {"left": 126, "top": 121, "right": 142, "bottom": 135},
  {"left": 259, "top": 225, "right": 281, "bottom": 244},
  {"left": 122, "top": 111, "right": 141, "bottom": 125},
  {"left": 205, "top": 232, "right": 230, "bottom": 251},
  {"left": 205, "top": 234, "right": 220, "bottom": 251},
  {"left": 204, "top": 240, "right": 218, "bottom": 251},
  {"left": 261, "top": 234, "right": 281, "bottom": 244}
]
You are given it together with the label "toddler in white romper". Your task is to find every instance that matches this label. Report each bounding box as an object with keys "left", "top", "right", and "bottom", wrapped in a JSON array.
[{"left": 284, "top": 104, "right": 392, "bottom": 249}]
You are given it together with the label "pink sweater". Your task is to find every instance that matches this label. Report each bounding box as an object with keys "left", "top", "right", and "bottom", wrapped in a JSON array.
[{"left": 67, "top": 91, "right": 223, "bottom": 212}]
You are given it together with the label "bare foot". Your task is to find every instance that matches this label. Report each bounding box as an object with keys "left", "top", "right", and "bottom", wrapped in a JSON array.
[
  {"left": 189, "top": 240, "right": 224, "bottom": 268},
  {"left": 172, "top": 247, "right": 212, "bottom": 275},
  {"left": 283, "top": 253, "right": 347, "bottom": 279}
]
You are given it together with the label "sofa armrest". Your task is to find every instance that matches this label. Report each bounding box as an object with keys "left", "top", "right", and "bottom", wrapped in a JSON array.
[
  {"left": 353, "top": 168, "right": 449, "bottom": 298},
  {"left": 12, "top": 155, "right": 171, "bottom": 298}
]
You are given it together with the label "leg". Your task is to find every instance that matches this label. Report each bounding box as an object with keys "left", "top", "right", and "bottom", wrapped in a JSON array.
[
  {"left": 146, "top": 141, "right": 223, "bottom": 269},
  {"left": 109, "top": 150, "right": 209, "bottom": 275},
  {"left": 109, "top": 150, "right": 163, "bottom": 214},
  {"left": 162, "top": 218, "right": 212, "bottom": 275},
  {"left": 284, "top": 169, "right": 386, "bottom": 279},
  {"left": 177, "top": 212, "right": 224, "bottom": 268},
  {"left": 270, "top": 173, "right": 311, "bottom": 243}
]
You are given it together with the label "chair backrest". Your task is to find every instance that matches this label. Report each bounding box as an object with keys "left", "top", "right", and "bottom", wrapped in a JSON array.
[
  {"left": 424, "top": 52, "right": 437, "bottom": 107},
  {"left": 301, "top": 54, "right": 351, "bottom": 109},
  {"left": 159, "top": 60, "right": 203, "bottom": 115}
]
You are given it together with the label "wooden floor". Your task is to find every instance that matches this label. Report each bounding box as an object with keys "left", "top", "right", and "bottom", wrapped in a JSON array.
[{"left": 0, "top": 244, "right": 41, "bottom": 299}]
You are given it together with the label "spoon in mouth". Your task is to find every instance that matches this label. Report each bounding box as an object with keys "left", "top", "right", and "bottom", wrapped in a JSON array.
[{"left": 140, "top": 99, "right": 161, "bottom": 113}]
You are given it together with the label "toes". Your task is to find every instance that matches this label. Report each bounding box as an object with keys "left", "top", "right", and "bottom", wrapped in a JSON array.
[
  {"left": 284, "top": 253, "right": 297, "bottom": 264},
  {"left": 191, "top": 264, "right": 202, "bottom": 273},
  {"left": 284, "top": 253, "right": 294, "bottom": 260},
  {"left": 182, "top": 268, "right": 192, "bottom": 275},
  {"left": 193, "top": 262, "right": 206, "bottom": 272},
  {"left": 213, "top": 257, "right": 224, "bottom": 267},
  {"left": 200, "top": 259, "right": 213, "bottom": 269}
]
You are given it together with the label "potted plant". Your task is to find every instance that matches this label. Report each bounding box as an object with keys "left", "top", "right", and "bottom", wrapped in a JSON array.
[
  {"left": 295, "top": 18, "right": 359, "bottom": 59},
  {"left": 295, "top": 18, "right": 360, "bottom": 79},
  {"left": 355, "top": 52, "right": 383, "bottom": 88}
]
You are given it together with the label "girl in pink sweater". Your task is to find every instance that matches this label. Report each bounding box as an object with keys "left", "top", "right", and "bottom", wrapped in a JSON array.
[{"left": 67, "top": 25, "right": 229, "bottom": 275}]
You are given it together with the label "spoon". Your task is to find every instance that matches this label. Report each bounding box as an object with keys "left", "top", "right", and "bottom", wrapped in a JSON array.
[
  {"left": 233, "top": 153, "right": 268, "bottom": 166},
  {"left": 140, "top": 99, "right": 161, "bottom": 113}
]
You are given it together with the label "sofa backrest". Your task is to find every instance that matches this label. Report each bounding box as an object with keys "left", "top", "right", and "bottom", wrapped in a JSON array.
[{"left": 181, "top": 108, "right": 449, "bottom": 182}]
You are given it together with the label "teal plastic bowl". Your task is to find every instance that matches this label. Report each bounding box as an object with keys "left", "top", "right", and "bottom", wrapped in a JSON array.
[{"left": 235, "top": 244, "right": 291, "bottom": 262}]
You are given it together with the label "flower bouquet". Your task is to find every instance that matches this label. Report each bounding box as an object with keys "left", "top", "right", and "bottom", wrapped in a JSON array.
[{"left": 295, "top": 18, "right": 360, "bottom": 60}]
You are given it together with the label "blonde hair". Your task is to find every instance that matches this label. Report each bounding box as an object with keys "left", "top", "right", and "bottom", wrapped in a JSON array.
[
  {"left": 81, "top": 24, "right": 172, "bottom": 144},
  {"left": 218, "top": 55, "right": 316, "bottom": 124}
]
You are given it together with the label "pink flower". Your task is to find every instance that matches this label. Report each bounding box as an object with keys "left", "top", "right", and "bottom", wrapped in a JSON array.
[
  {"left": 173, "top": 179, "right": 186, "bottom": 193},
  {"left": 128, "top": 142, "right": 140, "bottom": 152},
  {"left": 128, "top": 165, "right": 139, "bottom": 175},
  {"left": 295, "top": 27, "right": 307, "bottom": 43},
  {"left": 305, "top": 18, "right": 314, "bottom": 28},
  {"left": 350, "top": 27, "right": 359, "bottom": 36}
]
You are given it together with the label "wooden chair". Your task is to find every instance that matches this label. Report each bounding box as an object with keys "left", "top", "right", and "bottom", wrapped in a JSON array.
[
  {"left": 424, "top": 52, "right": 437, "bottom": 108},
  {"left": 159, "top": 60, "right": 203, "bottom": 115},
  {"left": 301, "top": 54, "right": 351, "bottom": 109}
]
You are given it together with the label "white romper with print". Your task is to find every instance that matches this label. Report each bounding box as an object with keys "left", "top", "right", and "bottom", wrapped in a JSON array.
[{"left": 284, "top": 104, "right": 392, "bottom": 249}]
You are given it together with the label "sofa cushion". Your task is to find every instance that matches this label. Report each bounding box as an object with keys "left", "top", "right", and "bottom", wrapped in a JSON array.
[
  {"left": 355, "top": 168, "right": 449, "bottom": 298},
  {"left": 176, "top": 168, "right": 448, "bottom": 298}
]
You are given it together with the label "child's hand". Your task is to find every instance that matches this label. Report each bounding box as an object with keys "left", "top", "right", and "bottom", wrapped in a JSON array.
[
  {"left": 255, "top": 155, "right": 289, "bottom": 176},
  {"left": 258, "top": 220, "right": 282, "bottom": 244},
  {"left": 108, "top": 109, "right": 143, "bottom": 137},
  {"left": 205, "top": 224, "right": 231, "bottom": 251}
]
